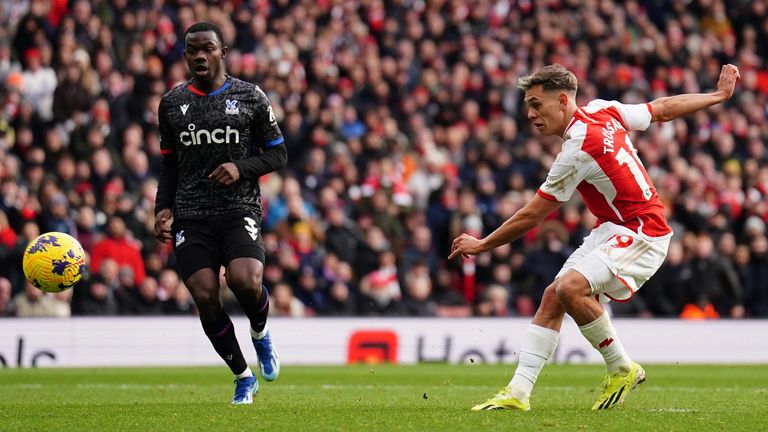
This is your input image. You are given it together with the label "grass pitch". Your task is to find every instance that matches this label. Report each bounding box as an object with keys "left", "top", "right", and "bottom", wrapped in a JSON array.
[{"left": 1, "top": 364, "right": 766, "bottom": 431}]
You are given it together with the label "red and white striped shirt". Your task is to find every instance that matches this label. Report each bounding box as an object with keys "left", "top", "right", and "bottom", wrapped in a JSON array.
[{"left": 537, "top": 100, "right": 672, "bottom": 238}]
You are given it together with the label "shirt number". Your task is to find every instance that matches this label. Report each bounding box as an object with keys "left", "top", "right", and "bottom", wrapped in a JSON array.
[{"left": 616, "top": 144, "right": 652, "bottom": 200}]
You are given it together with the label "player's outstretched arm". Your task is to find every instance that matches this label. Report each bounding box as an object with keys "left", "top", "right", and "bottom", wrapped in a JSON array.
[
  {"left": 649, "top": 64, "right": 739, "bottom": 123},
  {"left": 449, "top": 194, "right": 562, "bottom": 260}
]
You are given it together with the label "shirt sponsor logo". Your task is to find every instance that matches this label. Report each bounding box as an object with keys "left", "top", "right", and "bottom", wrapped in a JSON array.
[{"left": 179, "top": 123, "right": 240, "bottom": 146}]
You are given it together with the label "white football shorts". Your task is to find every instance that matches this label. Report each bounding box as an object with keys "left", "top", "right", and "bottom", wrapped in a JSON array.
[{"left": 555, "top": 222, "right": 671, "bottom": 303}]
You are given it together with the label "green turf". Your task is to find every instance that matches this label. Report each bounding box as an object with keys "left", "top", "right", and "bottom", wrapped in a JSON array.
[{"left": 1, "top": 364, "right": 767, "bottom": 431}]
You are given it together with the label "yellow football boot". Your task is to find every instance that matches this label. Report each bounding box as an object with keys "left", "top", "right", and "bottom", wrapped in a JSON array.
[
  {"left": 471, "top": 387, "right": 531, "bottom": 411},
  {"left": 592, "top": 362, "right": 646, "bottom": 410}
]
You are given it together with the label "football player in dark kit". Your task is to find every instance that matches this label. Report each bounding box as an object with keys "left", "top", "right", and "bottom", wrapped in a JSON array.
[{"left": 154, "top": 22, "right": 286, "bottom": 404}]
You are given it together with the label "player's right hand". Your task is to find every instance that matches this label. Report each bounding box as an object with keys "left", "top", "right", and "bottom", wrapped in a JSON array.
[
  {"left": 448, "top": 233, "right": 484, "bottom": 260},
  {"left": 154, "top": 209, "right": 173, "bottom": 243},
  {"left": 716, "top": 64, "right": 740, "bottom": 101}
]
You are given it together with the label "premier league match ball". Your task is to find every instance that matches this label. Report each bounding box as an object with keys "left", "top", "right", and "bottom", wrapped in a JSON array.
[{"left": 22, "top": 232, "right": 87, "bottom": 293}]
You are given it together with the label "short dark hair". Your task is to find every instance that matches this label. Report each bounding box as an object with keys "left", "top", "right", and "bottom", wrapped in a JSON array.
[
  {"left": 518, "top": 64, "right": 578, "bottom": 93},
  {"left": 184, "top": 22, "right": 224, "bottom": 46}
]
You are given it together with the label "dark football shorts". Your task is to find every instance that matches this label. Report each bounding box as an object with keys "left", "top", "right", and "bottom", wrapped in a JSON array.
[{"left": 171, "top": 212, "right": 265, "bottom": 281}]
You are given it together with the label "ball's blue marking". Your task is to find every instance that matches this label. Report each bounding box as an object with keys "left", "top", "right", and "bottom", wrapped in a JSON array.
[
  {"left": 51, "top": 258, "right": 71, "bottom": 276},
  {"left": 28, "top": 235, "right": 61, "bottom": 254}
]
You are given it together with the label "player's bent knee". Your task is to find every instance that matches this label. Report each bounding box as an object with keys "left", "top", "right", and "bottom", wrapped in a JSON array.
[
  {"left": 226, "top": 259, "right": 264, "bottom": 294},
  {"left": 184, "top": 269, "right": 220, "bottom": 305},
  {"left": 228, "top": 273, "right": 262, "bottom": 294},
  {"left": 540, "top": 285, "right": 561, "bottom": 308},
  {"left": 535, "top": 284, "right": 562, "bottom": 314},
  {"left": 555, "top": 272, "right": 592, "bottom": 302}
]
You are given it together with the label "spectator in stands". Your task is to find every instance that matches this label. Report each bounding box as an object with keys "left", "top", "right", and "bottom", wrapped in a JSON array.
[
  {"left": 0, "top": 210, "right": 18, "bottom": 279},
  {"left": 157, "top": 269, "right": 179, "bottom": 300},
  {"left": 0, "top": 41, "right": 20, "bottom": 84},
  {"left": 9, "top": 280, "right": 71, "bottom": 318},
  {"left": 74, "top": 205, "right": 98, "bottom": 254},
  {"left": 3, "top": 220, "right": 39, "bottom": 293},
  {"left": 356, "top": 225, "right": 390, "bottom": 278},
  {"left": 0, "top": 276, "right": 12, "bottom": 316},
  {"left": 683, "top": 234, "right": 744, "bottom": 318},
  {"left": 294, "top": 266, "right": 325, "bottom": 315},
  {"left": 163, "top": 280, "right": 196, "bottom": 315},
  {"left": 52, "top": 63, "right": 92, "bottom": 123},
  {"left": 97, "top": 258, "right": 120, "bottom": 292},
  {"left": 39, "top": 193, "right": 77, "bottom": 236},
  {"left": 399, "top": 269, "right": 437, "bottom": 317},
  {"left": 20, "top": 47, "right": 57, "bottom": 122},
  {"left": 322, "top": 281, "right": 357, "bottom": 316},
  {"left": 323, "top": 204, "right": 364, "bottom": 265},
  {"left": 114, "top": 266, "right": 137, "bottom": 314},
  {"left": 358, "top": 250, "right": 401, "bottom": 316},
  {"left": 71, "top": 276, "right": 118, "bottom": 316},
  {"left": 523, "top": 221, "right": 573, "bottom": 306},
  {"left": 270, "top": 281, "right": 305, "bottom": 318},
  {"left": 476, "top": 284, "right": 511, "bottom": 317},
  {"left": 745, "top": 234, "right": 768, "bottom": 316},
  {"left": 431, "top": 267, "right": 468, "bottom": 309},
  {"left": 400, "top": 225, "right": 439, "bottom": 276},
  {"left": 90, "top": 215, "right": 145, "bottom": 287},
  {"left": 129, "top": 276, "right": 164, "bottom": 315},
  {"left": 508, "top": 251, "right": 537, "bottom": 316}
]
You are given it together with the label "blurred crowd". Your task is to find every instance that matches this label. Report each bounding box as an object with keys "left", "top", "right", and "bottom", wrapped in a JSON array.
[{"left": 0, "top": 0, "right": 767, "bottom": 319}]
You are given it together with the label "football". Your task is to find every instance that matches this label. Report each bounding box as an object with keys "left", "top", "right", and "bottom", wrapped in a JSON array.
[{"left": 22, "top": 232, "right": 87, "bottom": 293}]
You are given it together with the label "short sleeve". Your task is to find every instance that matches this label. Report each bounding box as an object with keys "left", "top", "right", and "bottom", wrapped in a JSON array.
[
  {"left": 610, "top": 102, "right": 652, "bottom": 131},
  {"left": 253, "top": 87, "right": 284, "bottom": 148},
  {"left": 584, "top": 100, "right": 652, "bottom": 132},
  {"left": 158, "top": 97, "right": 175, "bottom": 155},
  {"left": 537, "top": 139, "right": 591, "bottom": 202}
]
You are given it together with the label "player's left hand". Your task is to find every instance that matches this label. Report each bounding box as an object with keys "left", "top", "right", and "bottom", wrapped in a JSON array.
[
  {"left": 715, "top": 64, "right": 740, "bottom": 101},
  {"left": 448, "top": 234, "right": 484, "bottom": 260},
  {"left": 209, "top": 162, "right": 240, "bottom": 186}
]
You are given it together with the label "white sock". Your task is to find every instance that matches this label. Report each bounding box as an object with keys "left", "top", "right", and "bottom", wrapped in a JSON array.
[
  {"left": 235, "top": 367, "right": 254, "bottom": 379},
  {"left": 578, "top": 310, "right": 632, "bottom": 373},
  {"left": 250, "top": 326, "right": 268, "bottom": 340},
  {"left": 507, "top": 324, "right": 559, "bottom": 403}
]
